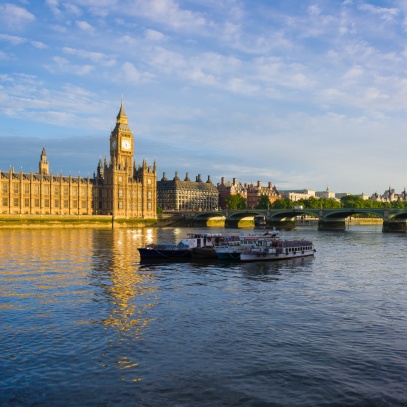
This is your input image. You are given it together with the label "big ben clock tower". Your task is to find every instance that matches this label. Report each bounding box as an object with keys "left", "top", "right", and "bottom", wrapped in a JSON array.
[
  {"left": 95, "top": 99, "right": 157, "bottom": 219},
  {"left": 110, "top": 99, "right": 134, "bottom": 177}
]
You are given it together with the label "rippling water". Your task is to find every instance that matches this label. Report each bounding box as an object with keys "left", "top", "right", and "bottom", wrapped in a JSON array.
[{"left": 1, "top": 225, "right": 407, "bottom": 406}]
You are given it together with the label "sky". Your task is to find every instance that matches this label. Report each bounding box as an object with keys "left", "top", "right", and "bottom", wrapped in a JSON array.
[{"left": 1, "top": 0, "right": 407, "bottom": 195}]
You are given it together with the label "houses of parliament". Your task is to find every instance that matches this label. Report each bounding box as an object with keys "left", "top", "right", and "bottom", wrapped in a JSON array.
[{"left": 0, "top": 101, "right": 157, "bottom": 218}]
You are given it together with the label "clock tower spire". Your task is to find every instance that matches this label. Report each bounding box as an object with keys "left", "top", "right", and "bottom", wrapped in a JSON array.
[{"left": 109, "top": 99, "right": 134, "bottom": 177}]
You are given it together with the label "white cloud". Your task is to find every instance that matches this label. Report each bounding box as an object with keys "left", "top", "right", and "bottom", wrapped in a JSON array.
[
  {"left": 127, "top": 0, "right": 207, "bottom": 31},
  {"left": 0, "top": 3, "right": 35, "bottom": 30},
  {"left": 0, "top": 34, "right": 26, "bottom": 45},
  {"left": 144, "top": 29, "right": 167, "bottom": 42},
  {"left": 49, "top": 56, "right": 94, "bottom": 75},
  {"left": 358, "top": 3, "right": 399, "bottom": 22},
  {"left": 119, "top": 62, "right": 154, "bottom": 84},
  {"left": 62, "top": 47, "right": 116, "bottom": 66},
  {"left": 76, "top": 20, "right": 95, "bottom": 33}
]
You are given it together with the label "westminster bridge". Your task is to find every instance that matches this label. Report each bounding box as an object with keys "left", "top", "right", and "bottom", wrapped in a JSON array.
[{"left": 184, "top": 208, "right": 407, "bottom": 232}]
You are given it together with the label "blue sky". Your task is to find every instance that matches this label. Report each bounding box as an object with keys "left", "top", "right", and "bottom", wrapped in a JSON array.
[{"left": 1, "top": 0, "right": 407, "bottom": 195}]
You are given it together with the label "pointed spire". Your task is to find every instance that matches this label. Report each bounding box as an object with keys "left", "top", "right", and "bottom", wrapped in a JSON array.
[{"left": 116, "top": 97, "right": 128, "bottom": 125}]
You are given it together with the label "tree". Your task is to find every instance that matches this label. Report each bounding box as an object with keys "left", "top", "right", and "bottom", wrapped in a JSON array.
[
  {"left": 225, "top": 193, "right": 246, "bottom": 210},
  {"left": 256, "top": 195, "right": 271, "bottom": 209}
]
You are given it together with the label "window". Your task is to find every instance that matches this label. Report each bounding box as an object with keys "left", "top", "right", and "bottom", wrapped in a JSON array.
[
  {"left": 118, "top": 189, "right": 123, "bottom": 198},
  {"left": 72, "top": 187, "right": 77, "bottom": 196},
  {"left": 35, "top": 199, "right": 40, "bottom": 207},
  {"left": 147, "top": 202, "right": 152, "bottom": 209},
  {"left": 82, "top": 201, "right": 87, "bottom": 209},
  {"left": 81, "top": 187, "right": 86, "bottom": 197},
  {"left": 14, "top": 198, "right": 19, "bottom": 206},
  {"left": 148, "top": 191, "right": 152, "bottom": 199},
  {"left": 64, "top": 200, "right": 69, "bottom": 208},
  {"left": 45, "top": 199, "right": 49, "bottom": 207},
  {"left": 14, "top": 184, "right": 18, "bottom": 193},
  {"left": 34, "top": 185, "right": 39, "bottom": 194},
  {"left": 55, "top": 186, "right": 59, "bottom": 195},
  {"left": 3, "top": 198, "right": 8, "bottom": 206},
  {"left": 64, "top": 187, "right": 69, "bottom": 196},
  {"left": 55, "top": 200, "right": 59, "bottom": 208},
  {"left": 24, "top": 185, "right": 30, "bottom": 194},
  {"left": 118, "top": 201, "right": 123, "bottom": 209},
  {"left": 73, "top": 200, "right": 77, "bottom": 208},
  {"left": 24, "top": 198, "right": 29, "bottom": 207},
  {"left": 2, "top": 184, "right": 7, "bottom": 193},
  {"left": 133, "top": 191, "right": 137, "bottom": 198},
  {"left": 44, "top": 186, "right": 49, "bottom": 195}
]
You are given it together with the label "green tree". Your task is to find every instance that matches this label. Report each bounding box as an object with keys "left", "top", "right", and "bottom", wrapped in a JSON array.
[
  {"left": 256, "top": 195, "right": 271, "bottom": 209},
  {"left": 225, "top": 193, "right": 246, "bottom": 210},
  {"left": 270, "top": 198, "right": 293, "bottom": 209},
  {"left": 156, "top": 206, "right": 163, "bottom": 214}
]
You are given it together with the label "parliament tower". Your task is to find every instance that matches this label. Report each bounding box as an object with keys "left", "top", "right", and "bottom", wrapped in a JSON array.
[{"left": 93, "top": 100, "right": 157, "bottom": 218}]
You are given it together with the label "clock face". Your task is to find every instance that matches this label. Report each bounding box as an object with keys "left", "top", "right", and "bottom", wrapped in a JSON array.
[
  {"left": 121, "top": 139, "right": 131, "bottom": 150},
  {"left": 111, "top": 140, "right": 117, "bottom": 149}
]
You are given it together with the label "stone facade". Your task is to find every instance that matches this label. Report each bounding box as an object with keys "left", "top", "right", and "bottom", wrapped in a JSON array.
[
  {"left": 157, "top": 172, "right": 218, "bottom": 211},
  {"left": 0, "top": 102, "right": 157, "bottom": 219},
  {"left": 93, "top": 101, "right": 157, "bottom": 218}
]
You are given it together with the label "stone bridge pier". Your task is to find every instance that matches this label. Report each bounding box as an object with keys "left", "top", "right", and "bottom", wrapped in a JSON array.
[{"left": 382, "top": 220, "right": 407, "bottom": 233}]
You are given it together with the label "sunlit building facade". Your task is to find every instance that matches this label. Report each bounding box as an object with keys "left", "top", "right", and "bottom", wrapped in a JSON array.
[
  {"left": 157, "top": 172, "right": 219, "bottom": 211},
  {"left": 0, "top": 102, "right": 157, "bottom": 218}
]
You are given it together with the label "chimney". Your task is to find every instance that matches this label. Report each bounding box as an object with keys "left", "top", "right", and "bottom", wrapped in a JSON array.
[
  {"left": 257, "top": 180, "right": 261, "bottom": 187},
  {"left": 221, "top": 176, "right": 225, "bottom": 185},
  {"left": 233, "top": 177, "right": 237, "bottom": 185},
  {"left": 268, "top": 182, "right": 272, "bottom": 189}
]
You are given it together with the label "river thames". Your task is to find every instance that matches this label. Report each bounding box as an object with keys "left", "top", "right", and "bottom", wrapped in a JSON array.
[{"left": 1, "top": 225, "right": 406, "bottom": 406}]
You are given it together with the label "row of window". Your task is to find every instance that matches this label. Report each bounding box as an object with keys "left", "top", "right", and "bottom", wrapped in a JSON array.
[
  {"left": 2, "top": 198, "right": 89, "bottom": 209},
  {"left": 1, "top": 183, "right": 89, "bottom": 196}
]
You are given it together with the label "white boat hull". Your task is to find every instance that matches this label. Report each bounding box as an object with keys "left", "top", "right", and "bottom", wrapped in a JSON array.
[{"left": 240, "top": 247, "right": 315, "bottom": 262}]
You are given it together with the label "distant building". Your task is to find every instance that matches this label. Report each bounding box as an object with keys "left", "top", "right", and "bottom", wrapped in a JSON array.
[
  {"left": 280, "top": 189, "right": 315, "bottom": 201},
  {"left": 246, "top": 181, "right": 280, "bottom": 209},
  {"left": 217, "top": 177, "right": 247, "bottom": 209},
  {"left": 157, "top": 172, "right": 219, "bottom": 211},
  {"left": 315, "top": 187, "right": 336, "bottom": 199},
  {"left": 0, "top": 101, "right": 157, "bottom": 218},
  {"left": 370, "top": 187, "right": 407, "bottom": 202}
]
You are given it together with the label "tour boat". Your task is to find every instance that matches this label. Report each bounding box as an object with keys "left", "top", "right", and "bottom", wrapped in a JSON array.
[
  {"left": 240, "top": 238, "right": 315, "bottom": 262},
  {"left": 138, "top": 233, "right": 235, "bottom": 260},
  {"left": 137, "top": 242, "right": 192, "bottom": 259},
  {"left": 214, "top": 229, "right": 281, "bottom": 260}
]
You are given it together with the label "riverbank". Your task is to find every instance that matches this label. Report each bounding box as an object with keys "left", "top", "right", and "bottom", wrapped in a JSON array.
[{"left": 0, "top": 215, "right": 383, "bottom": 229}]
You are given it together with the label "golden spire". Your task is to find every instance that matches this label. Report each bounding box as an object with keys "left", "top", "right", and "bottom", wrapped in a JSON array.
[{"left": 116, "top": 97, "right": 128, "bottom": 125}]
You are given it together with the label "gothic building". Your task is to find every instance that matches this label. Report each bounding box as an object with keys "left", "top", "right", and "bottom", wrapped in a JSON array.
[
  {"left": 0, "top": 101, "right": 157, "bottom": 218},
  {"left": 93, "top": 101, "right": 157, "bottom": 218}
]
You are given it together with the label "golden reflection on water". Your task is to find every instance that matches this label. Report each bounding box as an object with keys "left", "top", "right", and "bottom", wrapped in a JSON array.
[{"left": 0, "top": 227, "right": 160, "bottom": 382}]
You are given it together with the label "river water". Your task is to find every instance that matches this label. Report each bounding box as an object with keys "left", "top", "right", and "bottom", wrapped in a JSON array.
[{"left": 1, "top": 225, "right": 407, "bottom": 406}]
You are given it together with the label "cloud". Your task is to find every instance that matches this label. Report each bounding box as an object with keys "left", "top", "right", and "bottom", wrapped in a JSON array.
[
  {"left": 119, "top": 62, "right": 154, "bottom": 84},
  {"left": 0, "top": 34, "right": 26, "bottom": 46},
  {"left": 358, "top": 3, "right": 399, "bottom": 22},
  {"left": 49, "top": 56, "right": 94, "bottom": 75},
  {"left": 144, "top": 29, "right": 167, "bottom": 42},
  {"left": 127, "top": 0, "right": 207, "bottom": 31},
  {"left": 76, "top": 20, "right": 95, "bottom": 33},
  {"left": 62, "top": 47, "right": 116, "bottom": 66},
  {"left": 0, "top": 3, "right": 35, "bottom": 31}
]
